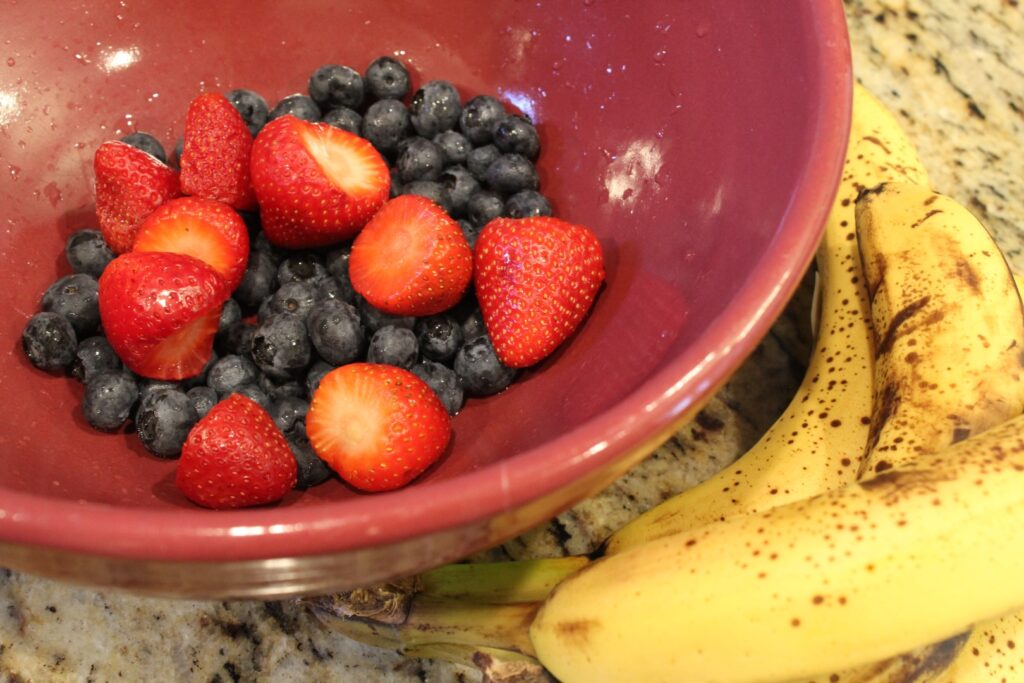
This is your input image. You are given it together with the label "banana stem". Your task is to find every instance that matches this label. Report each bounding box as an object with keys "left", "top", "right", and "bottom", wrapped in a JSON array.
[
  {"left": 404, "top": 643, "right": 554, "bottom": 682},
  {"left": 418, "top": 557, "right": 590, "bottom": 603}
]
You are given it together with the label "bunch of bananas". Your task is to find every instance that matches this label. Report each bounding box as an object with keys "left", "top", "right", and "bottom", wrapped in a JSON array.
[{"left": 307, "top": 85, "right": 1024, "bottom": 683}]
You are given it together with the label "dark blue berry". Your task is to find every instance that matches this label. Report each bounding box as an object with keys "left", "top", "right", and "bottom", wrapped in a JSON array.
[
  {"left": 308, "top": 299, "right": 365, "bottom": 366},
  {"left": 416, "top": 315, "right": 462, "bottom": 363},
  {"left": 361, "top": 99, "right": 410, "bottom": 156},
  {"left": 485, "top": 153, "right": 539, "bottom": 195},
  {"left": 306, "top": 361, "right": 333, "bottom": 397},
  {"left": 315, "top": 276, "right": 356, "bottom": 306},
  {"left": 309, "top": 65, "right": 364, "bottom": 111},
  {"left": 182, "top": 351, "right": 219, "bottom": 390},
  {"left": 251, "top": 230, "right": 282, "bottom": 263},
  {"left": 440, "top": 165, "right": 480, "bottom": 216},
  {"left": 322, "top": 107, "right": 363, "bottom": 136},
  {"left": 411, "top": 361, "right": 464, "bottom": 416},
  {"left": 226, "top": 88, "right": 269, "bottom": 135},
  {"left": 260, "top": 374, "right": 304, "bottom": 401},
  {"left": 270, "top": 396, "right": 309, "bottom": 434},
  {"left": 325, "top": 245, "right": 351, "bottom": 281},
  {"left": 457, "top": 303, "right": 487, "bottom": 340},
  {"left": 365, "top": 56, "right": 410, "bottom": 101},
  {"left": 467, "top": 144, "right": 502, "bottom": 181},
  {"left": 218, "top": 299, "right": 242, "bottom": 334},
  {"left": 357, "top": 297, "right": 415, "bottom": 332},
  {"left": 409, "top": 80, "right": 461, "bottom": 137},
  {"left": 454, "top": 335, "right": 516, "bottom": 396},
  {"left": 277, "top": 253, "right": 326, "bottom": 287},
  {"left": 135, "top": 388, "right": 198, "bottom": 458},
  {"left": 65, "top": 229, "right": 114, "bottom": 278},
  {"left": 70, "top": 336, "right": 121, "bottom": 383},
  {"left": 459, "top": 95, "right": 506, "bottom": 145},
  {"left": 41, "top": 274, "right": 100, "bottom": 338},
  {"left": 187, "top": 386, "right": 218, "bottom": 419},
  {"left": 367, "top": 325, "right": 418, "bottom": 369},
  {"left": 269, "top": 94, "right": 321, "bottom": 123},
  {"left": 433, "top": 130, "right": 470, "bottom": 166},
  {"left": 206, "top": 354, "right": 260, "bottom": 397},
  {"left": 252, "top": 313, "right": 311, "bottom": 380},
  {"left": 265, "top": 280, "right": 320, "bottom": 322},
  {"left": 401, "top": 180, "right": 452, "bottom": 214},
  {"left": 22, "top": 312, "right": 76, "bottom": 372},
  {"left": 396, "top": 138, "right": 445, "bottom": 183},
  {"left": 216, "top": 320, "right": 256, "bottom": 357},
  {"left": 137, "top": 378, "right": 185, "bottom": 404},
  {"left": 288, "top": 433, "right": 333, "bottom": 489},
  {"left": 505, "top": 190, "right": 552, "bottom": 218},
  {"left": 82, "top": 370, "right": 138, "bottom": 431},
  {"left": 120, "top": 132, "right": 167, "bottom": 164},
  {"left": 235, "top": 250, "right": 278, "bottom": 309},
  {"left": 233, "top": 383, "right": 272, "bottom": 411},
  {"left": 493, "top": 116, "right": 541, "bottom": 160},
  {"left": 458, "top": 220, "right": 480, "bottom": 250},
  {"left": 389, "top": 172, "right": 403, "bottom": 199},
  {"left": 466, "top": 190, "right": 505, "bottom": 227}
]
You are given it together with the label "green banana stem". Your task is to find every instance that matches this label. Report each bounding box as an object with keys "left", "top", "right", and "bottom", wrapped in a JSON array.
[{"left": 418, "top": 557, "right": 590, "bottom": 603}]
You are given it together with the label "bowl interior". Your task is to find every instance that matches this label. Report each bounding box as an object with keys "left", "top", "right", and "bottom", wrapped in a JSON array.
[{"left": 0, "top": 1, "right": 848, "bottom": 559}]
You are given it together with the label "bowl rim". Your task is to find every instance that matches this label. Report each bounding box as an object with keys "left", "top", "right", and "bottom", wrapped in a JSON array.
[{"left": 0, "top": 2, "right": 852, "bottom": 563}]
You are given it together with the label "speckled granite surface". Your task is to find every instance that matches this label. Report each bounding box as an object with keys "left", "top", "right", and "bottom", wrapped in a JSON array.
[{"left": 3, "top": 1, "right": 1023, "bottom": 681}]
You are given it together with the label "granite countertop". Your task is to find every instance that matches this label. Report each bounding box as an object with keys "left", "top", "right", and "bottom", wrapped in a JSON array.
[{"left": 3, "top": 1, "right": 1023, "bottom": 681}]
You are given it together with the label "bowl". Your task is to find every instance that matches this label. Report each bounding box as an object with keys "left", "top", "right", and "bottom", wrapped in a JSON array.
[{"left": 0, "top": 0, "right": 851, "bottom": 598}]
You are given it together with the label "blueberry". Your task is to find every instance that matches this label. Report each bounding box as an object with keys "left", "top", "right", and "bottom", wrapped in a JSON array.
[
  {"left": 22, "top": 312, "right": 76, "bottom": 373},
  {"left": 433, "top": 130, "right": 470, "bottom": 167},
  {"left": 389, "top": 172, "right": 403, "bottom": 199},
  {"left": 396, "top": 138, "right": 445, "bottom": 183},
  {"left": 232, "top": 383, "right": 272, "bottom": 411},
  {"left": 235, "top": 250, "right": 278, "bottom": 309},
  {"left": 316, "top": 276, "right": 356, "bottom": 306},
  {"left": 309, "top": 64, "right": 364, "bottom": 111},
  {"left": 269, "top": 94, "right": 321, "bottom": 123},
  {"left": 325, "top": 245, "right": 352, "bottom": 281},
  {"left": 218, "top": 299, "right": 242, "bottom": 334},
  {"left": 69, "top": 336, "right": 120, "bottom": 383},
  {"left": 259, "top": 374, "right": 305, "bottom": 401},
  {"left": 251, "top": 230, "right": 282, "bottom": 263},
  {"left": 466, "top": 190, "right": 505, "bottom": 228},
  {"left": 440, "top": 165, "right": 480, "bottom": 216},
  {"left": 82, "top": 370, "right": 138, "bottom": 431},
  {"left": 270, "top": 396, "right": 309, "bottom": 434},
  {"left": 505, "top": 190, "right": 552, "bottom": 218},
  {"left": 277, "top": 253, "right": 326, "bottom": 287},
  {"left": 181, "top": 351, "right": 219, "bottom": 390},
  {"left": 357, "top": 297, "right": 415, "bottom": 332},
  {"left": 308, "top": 299, "right": 366, "bottom": 366},
  {"left": 135, "top": 388, "right": 198, "bottom": 458},
  {"left": 288, "top": 433, "right": 333, "bottom": 489},
  {"left": 367, "top": 325, "right": 418, "bottom": 369},
  {"left": 137, "top": 378, "right": 185, "bottom": 404},
  {"left": 187, "top": 386, "right": 218, "bottom": 419},
  {"left": 493, "top": 115, "right": 541, "bottom": 161},
  {"left": 411, "top": 360, "right": 464, "bottom": 416},
  {"left": 485, "top": 153, "right": 539, "bottom": 195},
  {"left": 455, "top": 335, "right": 516, "bottom": 396},
  {"left": 216, "top": 320, "right": 256, "bottom": 357},
  {"left": 252, "top": 313, "right": 312, "bottom": 380},
  {"left": 41, "top": 274, "right": 100, "bottom": 338},
  {"left": 365, "top": 56, "right": 410, "bottom": 101},
  {"left": 226, "top": 88, "right": 269, "bottom": 135},
  {"left": 305, "top": 361, "right": 333, "bottom": 397},
  {"left": 409, "top": 80, "right": 461, "bottom": 137},
  {"left": 459, "top": 95, "right": 506, "bottom": 145},
  {"left": 265, "top": 280, "right": 320, "bottom": 322},
  {"left": 401, "top": 180, "right": 452, "bottom": 214},
  {"left": 206, "top": 354, "right": 260, "bottom": 396},
  {"left": 459, "top": 307, "right": 487, "bottom": 341},
  {"left": 120, "top": 132, "right": 167, "bottom": 164},
  {"left": 361, "top": 99, "right": 411, "bottom": 156},
  {"left": 458, "top": 220, "right": 480, "bottom": 250},
  {"left": 415, "top": 315, "right": 462, "bottom": 363},
  {"left": 467, "top": 144, "right": 502, "bottom": 181},
  {"left": 322, "top": 107, "right": 363, "bottom": 136},
  {"left": 65, "top": 229, "right": 114, "bottom": 278}
]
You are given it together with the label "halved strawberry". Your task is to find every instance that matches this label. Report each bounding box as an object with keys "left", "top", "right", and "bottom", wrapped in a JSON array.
[
  {"left": 250, "top": 115, "right": 389, "bottom": 248},
  {"left": 180, "top": 92, "right": 256, "bottom": 210},
  {"left": 98, "top": 251, "right": 230, "bottom": 380},
  {"left": 475, "top": 217, "right": 605, "bottom": 368},
  {"left": 176, "top": 394, "right": 297, "bottom": 509},
  {"left": 349, "top": 195, "right": 473, "bottom": 316},
  {"left": 307, "top": 363, "right": 451, "bottom": 492},
  {"left": 133, "top": 196, "right": 250, "bottom": 292},
  {"left": 94, "top": 141, "right": 181, "bottom": 253}
]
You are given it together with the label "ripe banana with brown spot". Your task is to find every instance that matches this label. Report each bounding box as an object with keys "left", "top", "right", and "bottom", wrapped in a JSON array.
[
  {"left": 604, "top": 84, "right": 929, "bottom": 554},
  {"left": 929, "top": 611, "right": 1024, "bottom": 682},
  {"left": 855, "top": 182, "right": 1024, "bottom": 478},
  {"left": 530, "top": 412, "right": 1024, "bottom": 683}
]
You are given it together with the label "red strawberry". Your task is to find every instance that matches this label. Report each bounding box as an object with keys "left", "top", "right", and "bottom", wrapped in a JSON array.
[
  {"left": 250, "top": 115, "right": 389, "bottom": 248},
  {"left": 93, "top": 141, "right": 181, "bottom": 253},
  {"left": 98, "top": 251, "right": 230, "bottom": 380},
  {"left": 176, "top": 394, "right": 297, "bottom": 509},
  {"left": 349, "top": 195, "right": 473, "bottom": 316},
  {"left": 133, "top": 196, "right": 250, "bottom": 292},
  {"left": 306, "top": 364, "right": 451, "bottom": 492},
  {"left": 180, "top": 92, "right": 256, "bottom": 210},
  {"left": 474, "top": 217, "right": 605, "bottom": 368}
]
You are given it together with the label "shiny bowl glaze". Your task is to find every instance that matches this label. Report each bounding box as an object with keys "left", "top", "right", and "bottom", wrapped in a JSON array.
[{"left": 0, "top": 0, "right": 851, "bottom": 597}]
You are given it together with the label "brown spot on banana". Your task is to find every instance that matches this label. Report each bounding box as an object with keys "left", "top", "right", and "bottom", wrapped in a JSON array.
[
  {"left": 955, "top": 259, "right": 981, "bottom": 294},
  {"left": 910, "top": 209, "right": 943, "bottom": 229},
  {"left": 875, "top": 296, "right": 931, "bottom": 356}
]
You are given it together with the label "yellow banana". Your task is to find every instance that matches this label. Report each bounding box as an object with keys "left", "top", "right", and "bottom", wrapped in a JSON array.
[
  {"left": 605, "top": 84, "right": 929, "bottom": 554},
  {"left": 930, "top": 611, "right": 1024, "bottom": 682},
  {"left": 530, "top": 412, "right": 1024, "bottom": 683}
]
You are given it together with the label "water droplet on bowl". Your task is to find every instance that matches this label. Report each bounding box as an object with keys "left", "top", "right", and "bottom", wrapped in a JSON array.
[
  {"left": 696, "top": 22, "right": 711, "bottom": 38},
  {"left": 5, "top": 57, "right": 13, "bottom": 67}
]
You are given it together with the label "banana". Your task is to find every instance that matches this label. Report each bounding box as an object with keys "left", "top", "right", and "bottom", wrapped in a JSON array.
[
  {"left": 855, "top": 182, "right": 1024, "bottom": 478},
  {"left": 529, "top": 412, "right": 1024, "bottom": 683},
  {"left": 930, "top": 611, "right": 1024, "bottom": 682},
  {"left": 604, "top": 83, "right": 929, "bottom": 554}
]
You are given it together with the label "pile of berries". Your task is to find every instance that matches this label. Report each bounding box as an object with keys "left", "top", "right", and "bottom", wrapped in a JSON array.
[{"left": 21, "top": 57, "right": 604, "bottom": 508}]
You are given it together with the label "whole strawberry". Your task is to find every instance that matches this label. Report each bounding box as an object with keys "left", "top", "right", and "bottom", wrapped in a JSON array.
[
  {"left": 93, "top": 141, "right": 181, "bottom": 253},
  {"left": 176, "top": 394, "right": 297, "bottom": 509},
  {"left": 474, "top": 217, "right": 604, "bottom": 368},
  {"left": 180, "top": 92, "right": 256, "bottom": 210}
]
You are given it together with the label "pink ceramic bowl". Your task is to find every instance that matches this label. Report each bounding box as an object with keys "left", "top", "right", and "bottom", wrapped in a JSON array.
[{"left": 0, "top": 1, "right": 851, "bottom": 597}]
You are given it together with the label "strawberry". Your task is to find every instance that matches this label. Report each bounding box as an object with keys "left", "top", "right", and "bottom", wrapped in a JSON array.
[
  {"left": 133, "top": 196, "right": 250, "bottom": 292},
  {"left": 98, "top": 251, "right": 230, "bottom": 380},
  {"left": 176, "top": 394, "right": 297, "bottom": 509},
  {"left": 349, "top": 195, "right": 473, "bottom": 316},
  {"left": 93, "top": 141, "right": 181, "bottom": 253},
  {"left": 180, "top": 92, "right": 256, "bottom": 210},
  {"left": 306, "top": 363, "right": 451, "bottom": 492},
  {"left": 474, "top": 217, "right": 605, "bottom": 368},
  {"left": 250, "top": 115, "right": 389, "bottom": 248}
]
